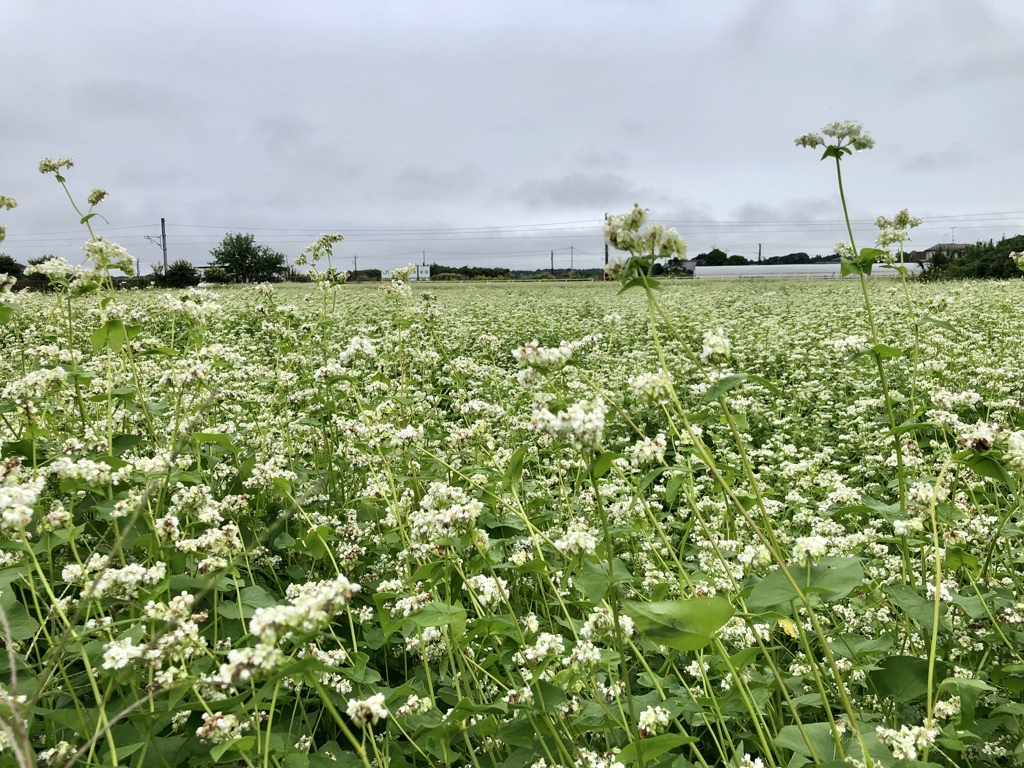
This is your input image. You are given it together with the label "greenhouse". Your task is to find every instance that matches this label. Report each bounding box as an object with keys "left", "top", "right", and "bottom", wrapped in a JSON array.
[{"left": 693, "top": 263, "right": 924, "bottom": 279}]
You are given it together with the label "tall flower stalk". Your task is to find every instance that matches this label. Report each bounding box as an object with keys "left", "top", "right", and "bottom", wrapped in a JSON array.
[{"left": 796, "top": 123, "right": 908, "bottom": 515}]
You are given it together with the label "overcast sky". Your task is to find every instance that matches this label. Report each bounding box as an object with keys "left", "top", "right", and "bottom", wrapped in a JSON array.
[{"left": 2, "top": 0, "right": 1023, "bottom": 273}]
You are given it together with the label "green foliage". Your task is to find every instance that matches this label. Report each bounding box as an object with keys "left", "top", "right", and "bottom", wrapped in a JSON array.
[
  {"left": 921, "top": 235, "right": 1024, "bottom": 280},
  {"left": 210, "top": 232, "right": 287, "bottom": 282},
  {"left": 202, "top": 265, "right": 233, "bottom": 284},
  {"left": 0, "top": 252, "right": 25, "bottom": 276},
  {"left": 429, "top": 263, "right": 510, "bottom": 279},
  {"left": 156, "top": 259, "right": 201, "bottom": 288}
]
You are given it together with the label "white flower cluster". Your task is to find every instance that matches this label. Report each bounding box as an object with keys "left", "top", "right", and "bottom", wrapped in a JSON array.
[
  {"left": 1011, "top": 251, "right": 1024, "bottom": 271},
  {"left": 579, "top": 606, "right": 635, "bottom": 642},
  {"left": 340, "top": 336, "right": 377, "bottom": 362},
  {"left": 24, "top": 256, "right": 91, "bottom": 281},
  {"left": 875, "top": 209, "right": 923, "bottom": 249},
  {"left": 84, "top": 238, "right": 135, "bottom": 276},
  {"left": 700, "top": 329, "right": 731, "bottom": 364},
  {"left": 792, "top": 535, "right": 829, "bottom": 566},
  {"left": 408, "top": 482, "right": 483, "bottom": 544},
  {"left": 629, "top": 433, "right": 667, "bottom": 466},
  {"left": 395, "top": 693, "right": 432, "bottom": 717},
  {"left": 512, "top": 334, "right": 601, "bottom": 372},
  {"left": 0, "top": 458, "right": 43, "bottom": 531},
  {"left": 513, "top": 632, "right": 565, "bottom": 668},
  {"left": 463, "top": 574, "right": 508, "bottom": 608},
  {"left": 562, "top": 639, "right": 601, "bottom": 671},
  {"left": 249, "top": 574, "right": 361, "bottom": 646},
  {"left": 49, "top": 456, "right": 112, "bottom": 486},
  {"left": 554, "top": 520, "right": 598, "bottom": 557},
  {"left": 196, "top": 711, "right": 250, "bottom": 744},
  {"left": 1, "top": 366, "right": 67, "bottom": 402},
  {"left": 212, "top": 644, "right": 287, "bottom": 686},
  {"left": 37, "top": 740, "right": 76, "bottom": 766},
  {"left": 63, "top": 557, "right": 167, "bottom": 601},
  {"left": 243, "top": 455, "right": 298, "bottom": 491},
  {"left": 795, "top": 121, "right": 875, "bottom": 151},
  {"left": 828, "top": 335, "right": 868, "bottom": 355},
  {"left": 102, "top": 637, "right": 145, "bottom": 670},
  {"left": 875, "top": 723, "right": 938, "bottom": 761},
  {"left": 164, "top": 290, "right": 223, "bottom": 325},
  {"left": 637, "top": 705, "right": 671, "bottom": 738},
  {"left": 629, "top": 371, "right": 673, "bottom": 405},
  {"left": 529, "top": 397, "right": 606, "bottom": 452},
  {"left": 346, "top": 692, "right": 388, "bottom": 726},
  {"left": 604, "top": 204, "right": 686, "bottom": 260}
]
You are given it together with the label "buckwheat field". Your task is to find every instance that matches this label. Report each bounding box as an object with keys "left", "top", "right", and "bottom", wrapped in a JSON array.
[{"left": 2, "top": 126, "right": 1024, "bottom": 768}]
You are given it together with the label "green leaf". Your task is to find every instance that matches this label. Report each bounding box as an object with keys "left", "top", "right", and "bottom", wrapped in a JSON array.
[
  {"left": 588, "top": 451, "right": 623, "bottom": 480},
  {"left": 840, "top": 257, "right": 862, "bottom": 276},
  {"left": 918, "top": 315, "right": 956, "bottom": 333},
  {"left": 702, "top": 373, "right": 780, "bottom": 403},
  {"left": 210, "top": 736, "right": 255, "bottom": 762},
  {"left": 961, "top": 453, "right": 1014, "bottom": 488},
  {"left": 193, "top": 432, "right": 240, "bottom": 452},
  {"left": 616, "top": 733, "right": 698, "bottom": 765},
  {"left": 578, "top": 558, "right": 632, "bottom": 603},
  {"left": 410, "top": 601, "right": 467, "bottom": 639},
  {"left": 940, "top": 677, "right": 994, "bottom": 727},
  {"left": 746, "top": 557, "right": 864, "bottom": 612},
  {"left": 502, "top": 445, "right": 527, "bottom": 489},
  {"left": 621, "top": 596, "right": 734, "bottom": 651},
  {"left": 870, "top": 343, "right": 905, "bottom": 358},
  {"left": 0, "top": 301, "right": 18, "bottom": 324},
  {"left": 0, "top": 599, "right": 39, "bottom": 640},
  {"left": 774, "top": 722, "right": 839, "bottom": 761},
  {"left": 868, "top": 655, "right": 947, "bottom": 702},
  {"left": 91, "top": 318, "right": 128, "bottom": 352}
]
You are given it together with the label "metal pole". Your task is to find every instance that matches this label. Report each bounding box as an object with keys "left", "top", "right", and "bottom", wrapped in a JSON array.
[{"left": 160, "top": 218, "right": 168, "bottom": 272}]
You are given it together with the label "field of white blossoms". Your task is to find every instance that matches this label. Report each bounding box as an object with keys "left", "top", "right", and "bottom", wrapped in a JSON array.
[
  {"left": 2, "top": 268, "right": 1024, "bottom": 768},
  {"left": 3, "top": 126, "right": 1024, "bottom": 768}
]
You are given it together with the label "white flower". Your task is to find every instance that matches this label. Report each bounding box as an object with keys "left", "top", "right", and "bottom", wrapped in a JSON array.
[
  {"left": 346, "top": 693, "right": 388, "bottom": 726},
  {"left": 102, "top": 637, "right": 145, "bottom": 670},
  {"left": 700, "top": 329, "right": 731, "bottom": 364},
  {"left": 638, "top": 705, "right": 671, "bottom": 737},
  {"left": 792, "top": 535, "right": 828, "bottom": 565}
]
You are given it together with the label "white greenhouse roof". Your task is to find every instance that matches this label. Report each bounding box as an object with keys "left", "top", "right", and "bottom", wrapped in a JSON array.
[{"left": 693, "top": 263, "right": 923, "bottom": 279}]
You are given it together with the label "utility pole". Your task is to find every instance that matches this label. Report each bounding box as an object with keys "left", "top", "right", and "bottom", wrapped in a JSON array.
[
  {"left": 570, "top": 245, "right": 574, "bottom": 272},
  {"left": 550, "top": 250, "right": 554, "bottom": 273},
  {"left": 353, "top": 255, "right": 357, "bottom": 273},
  {"left": 951, "top": 227, "right": 956, "bottom": 243},
  {"left": 758, "top": 243, "right": 762, "bottom": 263},
  {"left": 160, "top": 218, "right": 168, "bottom": 273},
  {"left": 422, "top": 250, "right": 426, "bottom": 266}
]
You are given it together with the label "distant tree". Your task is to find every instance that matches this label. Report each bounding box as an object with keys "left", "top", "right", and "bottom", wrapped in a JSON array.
[
  {"left": 726, "top": 254, "right": 749, "bottom": 266},
  {"left": 203, "top": 266, "right": 233, "bottom": 284},
  {"left": 922, "top": 235, "right": 1024, "bottom": 281},
  {"left": 698, "top": 248, "right": 729, "bottom": 266},
  {"left": 210, "top": 233, "right": 287, "bottom": 283},
  {"left": 157, "top": 260, "right": 201, "bottom": 288},
  {"left": 0, "top": 253, "right": 25, "bottom": 276}
]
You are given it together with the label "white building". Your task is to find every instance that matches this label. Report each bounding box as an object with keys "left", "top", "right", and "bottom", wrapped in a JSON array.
[{"left": 693, "top": 263, "right": 923, "bottom": 280}]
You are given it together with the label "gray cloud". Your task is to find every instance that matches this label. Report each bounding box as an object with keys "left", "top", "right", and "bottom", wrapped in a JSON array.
[
  {"left": 1, "top": 0, "right": 1022, "bottom": 272},
  {"left": 902, "top": 145, "right": 974, "bottom": 173}
]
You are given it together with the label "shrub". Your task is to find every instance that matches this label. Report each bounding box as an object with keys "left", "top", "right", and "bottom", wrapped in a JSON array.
[{"left": 156, "top": 259, "right": 201, "bottom": 288}]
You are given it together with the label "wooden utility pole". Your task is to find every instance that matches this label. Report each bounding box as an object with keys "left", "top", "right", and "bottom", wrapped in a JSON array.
[
  {"left": 758, "top": 243, "right": 762, "bottom": 263},
  {"left": 160, "top": 218, "right": 168, "bottom": 272},
  {"left": 550, "top": 250, "right": 554, "bottom": 273}
]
